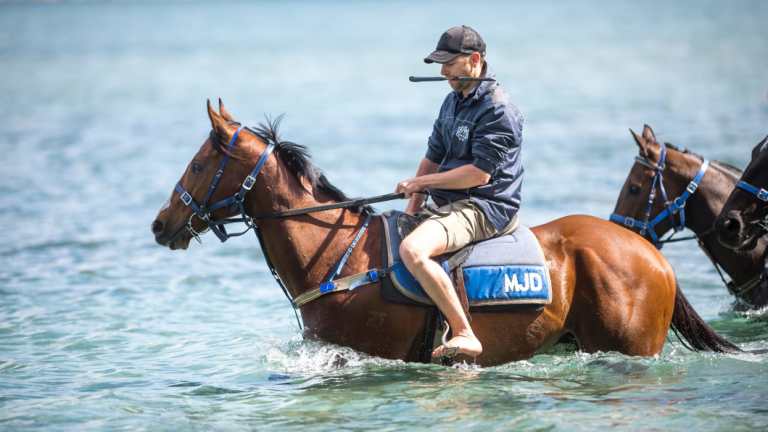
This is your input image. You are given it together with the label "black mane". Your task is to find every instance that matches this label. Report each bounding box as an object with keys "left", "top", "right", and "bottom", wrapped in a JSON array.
[{"left": 216, "top": 116, "right": 372, "bottom": 215}]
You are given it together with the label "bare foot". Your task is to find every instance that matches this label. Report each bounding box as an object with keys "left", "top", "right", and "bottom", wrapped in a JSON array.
[{"left": 432, "top": 334, "right": 483, "bottom": 359}]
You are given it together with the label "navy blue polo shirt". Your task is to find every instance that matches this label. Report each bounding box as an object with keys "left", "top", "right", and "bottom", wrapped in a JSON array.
[{"left": 425, "top": 65, "right": 524, "bottom": 231}]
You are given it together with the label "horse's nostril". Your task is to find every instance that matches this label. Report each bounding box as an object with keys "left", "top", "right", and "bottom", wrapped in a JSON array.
[
  {"left": 723, "top": 218, "right": 740, "bottom": 233},
  {"left": 152, "top": 220, "right": 165, "bottom": 235}
]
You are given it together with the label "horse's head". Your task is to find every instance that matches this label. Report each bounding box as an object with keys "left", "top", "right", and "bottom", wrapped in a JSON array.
[
  {"left": 610, "top": 125, "right": 709, "bottom": 247},
  {"left": 152, "top": 100, "right": 271, "bottom": 250},
  {"left": 716, "top": 135, "right": 768, "bottom": 251}
]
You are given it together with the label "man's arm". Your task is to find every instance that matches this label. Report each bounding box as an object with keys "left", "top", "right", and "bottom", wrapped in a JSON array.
[
  {"left": 401, "top": 158, "right": 440, "bottom": 214},
  {"left": 396, "top": 161, "right": 491, "bottom": 213}
]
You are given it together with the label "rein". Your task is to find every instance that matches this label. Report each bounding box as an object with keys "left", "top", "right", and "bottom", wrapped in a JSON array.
[
  {"left": 173, "top": 126, "right": 405, "bottom": 240},
  {"left": 610, "top": 142, "right": 710, "bottom": 249},
  {"left": 252, "top": 192, "right": 405, "bottom": 219}
]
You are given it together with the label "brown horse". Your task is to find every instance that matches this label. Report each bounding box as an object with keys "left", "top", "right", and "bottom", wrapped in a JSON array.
[
  {"left": 151, "top": 102, "right": 737, "bottom": 366},
  {"left": 716, "top": 135, "right": 768, "bottom": 252},
  {"left": 611, "top": 125, "right": 768, "bottom": 307}
]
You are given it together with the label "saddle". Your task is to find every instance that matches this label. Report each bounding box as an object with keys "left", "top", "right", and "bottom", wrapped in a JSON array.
[
  {"left": 379, "top": 211, "right": 552, "bottom": 310},
  {"left": 375, "top": 210, "right": 551, "bottom": 363}
]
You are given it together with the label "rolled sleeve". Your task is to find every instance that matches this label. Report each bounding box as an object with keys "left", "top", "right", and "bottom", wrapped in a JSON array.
[{"left": 471, "top": 105, "right": 522, "bottom": 174}]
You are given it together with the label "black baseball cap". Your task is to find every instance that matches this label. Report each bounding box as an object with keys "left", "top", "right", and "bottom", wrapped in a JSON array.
[{"left": 424, "top": 25, "right": 486, "bottom": 64}]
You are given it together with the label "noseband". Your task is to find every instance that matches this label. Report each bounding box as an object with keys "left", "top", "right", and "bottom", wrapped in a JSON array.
[
  {"left": 610, "top": 142, "right": 710, "bottom": 248},
  {"left": 734, "top": 180, "right": 768, "bottom": 233}
]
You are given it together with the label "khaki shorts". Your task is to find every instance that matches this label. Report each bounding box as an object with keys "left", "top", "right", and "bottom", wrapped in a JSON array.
[{"left": 422, "top": 199, "right": 519, "bottom": 253}]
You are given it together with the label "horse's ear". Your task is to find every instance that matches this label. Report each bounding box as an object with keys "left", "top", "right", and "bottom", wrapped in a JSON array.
[
  {"left": 630, "top": 128, "right": 651, "bottom": 159},
  {"left": 218, "top": 98, "right": 235, "bottom": 122},
  {"left": 207, "top": 99, "right": 229, "bottom": 138},
  {"left": 642, "top": 124, "right": 657, "bottom": 143}
]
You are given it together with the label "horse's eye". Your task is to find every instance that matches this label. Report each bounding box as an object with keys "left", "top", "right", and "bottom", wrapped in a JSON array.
[
  {"left": 629, "top": 185, "right": 641, "bottom": 195},
  {"left": 191, "top": 162, "right": 204, "bottom": 174}
]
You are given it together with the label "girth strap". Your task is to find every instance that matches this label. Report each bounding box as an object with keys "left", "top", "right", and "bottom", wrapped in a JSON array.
[
  {"left": 294, "top": 269, "right": 384, "bottom": 307},
  {"left": 294, "top": 213, "right": 378, "bottom": 308}
]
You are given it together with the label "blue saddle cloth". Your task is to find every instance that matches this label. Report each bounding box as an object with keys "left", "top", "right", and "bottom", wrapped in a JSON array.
[{"left": 382, "top": 211, "right": 552, "bottom": 307}]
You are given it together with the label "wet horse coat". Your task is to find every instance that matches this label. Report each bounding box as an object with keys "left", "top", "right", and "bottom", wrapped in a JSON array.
[{"left": 152, "top": 102, "right": 737, "bottom": 366}]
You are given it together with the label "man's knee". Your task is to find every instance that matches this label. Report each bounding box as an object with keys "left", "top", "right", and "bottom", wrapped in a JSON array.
[
  {"left": 399, "top": 236, "right": 429, "bottom": 268},
  {"left": 399, "top": 220, "right": 449, "bottom": 267}
]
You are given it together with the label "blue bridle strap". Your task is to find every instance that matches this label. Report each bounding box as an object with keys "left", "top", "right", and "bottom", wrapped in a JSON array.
[
  {"left": 648, "top": 159, "right": 710, "bottom": 231},
  {"left": 736, "top": 181, "right": 768, "bottom": 202},
  {"left": 610, "top": 142, "right": 710, "bottom": 248},
  {"left": 320, "top": 213, "right": 372, "bottom": 295}
]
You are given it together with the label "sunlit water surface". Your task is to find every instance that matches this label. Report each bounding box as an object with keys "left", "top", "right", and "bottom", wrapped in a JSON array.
[{"left": 1, "top": 1, "right": 767, "bottom": 430}]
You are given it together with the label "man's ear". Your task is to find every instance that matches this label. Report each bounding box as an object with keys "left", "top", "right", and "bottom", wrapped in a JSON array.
[{"left": 470, "top": 51, "right": 483, "bottom": 67}]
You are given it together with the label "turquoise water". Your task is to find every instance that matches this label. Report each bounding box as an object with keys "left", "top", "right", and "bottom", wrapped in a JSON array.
[{"left": 2, "top": 1, "right": 767, "bottom": 430}]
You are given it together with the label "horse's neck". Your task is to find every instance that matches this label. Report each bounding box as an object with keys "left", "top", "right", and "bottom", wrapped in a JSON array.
[
  {"left": 685, "top": 162, "right": 766, "bottom": 284},
  {"left": 247, "top": 166, "right": 365, "bottom": 299}
]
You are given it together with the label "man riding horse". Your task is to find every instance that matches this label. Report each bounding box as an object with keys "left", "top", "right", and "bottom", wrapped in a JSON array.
[{"left": 396, "top": 26, "right": 523, "bottom": 359}]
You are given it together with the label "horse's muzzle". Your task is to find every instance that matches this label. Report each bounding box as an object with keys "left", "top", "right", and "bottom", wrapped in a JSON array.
[{"left": 151, "top": 219, "right": 190, "bottom": 250}]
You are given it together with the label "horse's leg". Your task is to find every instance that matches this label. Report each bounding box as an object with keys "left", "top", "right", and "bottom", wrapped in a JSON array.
[
  {"left": 301, "top": 282, "right": 436, "bottom": 360},
  {"left": 470, "top": 309, "right": 569, "bottom": 365}
]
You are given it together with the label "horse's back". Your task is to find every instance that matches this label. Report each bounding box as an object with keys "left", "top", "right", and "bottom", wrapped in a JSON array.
[{"left": 532, "top": 214, "right": 671, "bottom": 271}]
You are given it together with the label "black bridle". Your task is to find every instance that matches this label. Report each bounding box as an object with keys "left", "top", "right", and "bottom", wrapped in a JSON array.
[
  {"left": 171, "top": 126, "right": 273, "bottom": 243},
  {"left": 168, "top": 126, "right": 405, "bottom": 328}
]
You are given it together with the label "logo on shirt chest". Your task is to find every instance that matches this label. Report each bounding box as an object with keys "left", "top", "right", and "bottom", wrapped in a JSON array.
[{"left": 455, "top": 125, "right": 470, "bottom": 143}]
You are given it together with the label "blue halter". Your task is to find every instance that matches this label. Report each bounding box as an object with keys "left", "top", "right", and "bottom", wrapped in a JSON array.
[
  {"left": 736, "top": 181, "right": 768, "bottom": 202},
  {"left": 610, "top": 142, "right": 710, "bottom": 248},
  {"left": 735, "top": 180, "right": 768, "bottom": 233},
  {"left": 174, "top": 126, "right": 275, "bottom": 242}
]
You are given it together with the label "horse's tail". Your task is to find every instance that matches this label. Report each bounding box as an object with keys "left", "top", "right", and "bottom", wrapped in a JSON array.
[{"left": 670, "top": 280, "right": 740, "bottom": 353}]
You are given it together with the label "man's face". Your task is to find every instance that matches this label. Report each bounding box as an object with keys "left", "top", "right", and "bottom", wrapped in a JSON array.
[{"left": 440, "top": 54, "right": 477, "bottom": 93}]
